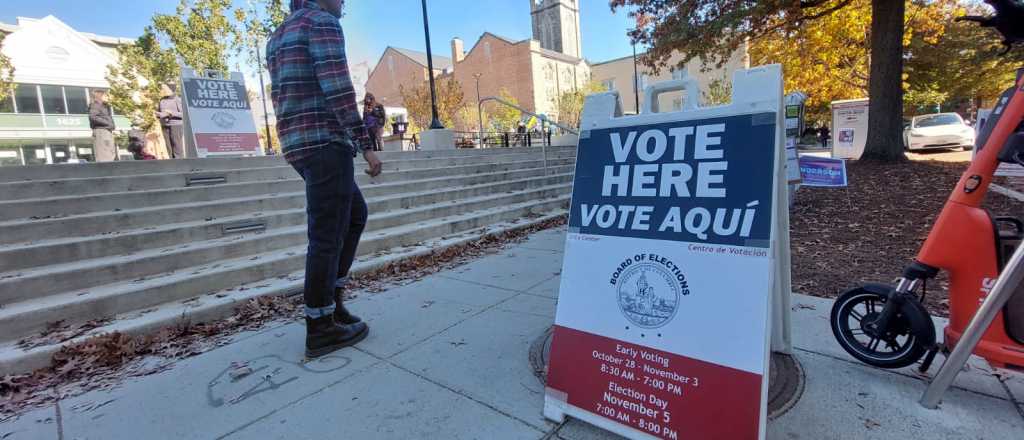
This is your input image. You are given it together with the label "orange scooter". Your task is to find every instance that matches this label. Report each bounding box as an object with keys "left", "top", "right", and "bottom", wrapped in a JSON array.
[{"left": 831, "top": 4, "right": 1024, "bottom": 371}]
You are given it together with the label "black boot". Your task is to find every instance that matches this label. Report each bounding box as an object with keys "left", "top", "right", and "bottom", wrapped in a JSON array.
[
  {"left": 333, "top": 288, "right": 362, "bottom": 325},
  {"left": 305, "top": 315, "right": 369, "bottom": 358}
]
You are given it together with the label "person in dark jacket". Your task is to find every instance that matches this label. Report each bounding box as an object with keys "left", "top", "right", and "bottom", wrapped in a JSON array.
[
  {"left": 268, "top": 0, "right": 380, "bottom": 358},
  {"left": 362, "top": 93, "right": 386, "bottom": 151},
  {"left": 127, "top": 129, "right": 156, "bottom": 160},
  {"left": 157, "top": 84, "right": 185, "bottom": 159},
  {"left": 818, "top": 126, "right": 831, "bottom": 148},
  {"left": 89, "top": 90, "right": 117, "bottom": 162}
]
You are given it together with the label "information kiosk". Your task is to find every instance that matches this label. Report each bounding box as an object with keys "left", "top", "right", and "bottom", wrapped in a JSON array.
[{"left": 544, "top": 65, "right": 789, "bottom": 440}]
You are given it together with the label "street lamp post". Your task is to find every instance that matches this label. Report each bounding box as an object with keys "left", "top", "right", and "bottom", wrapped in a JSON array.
[
  {"left": 420, "top": 0, "right": 444, "bottom": 129},
  {"left": 474, "top": 73, "right": 483, "bottom": 147}
]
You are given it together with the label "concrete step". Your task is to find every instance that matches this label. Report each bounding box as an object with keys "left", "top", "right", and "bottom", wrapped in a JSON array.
[
  {"left": 0, "top": 193, "right": 570, "bottom": 345},
  {"left": 0, "top": 165, "right": 295, "bottom": 202},
  {"left": 0, "top": 190, "right": 306, "bottom": 247},
  {"left": 0, "top": 163, "right": 574, "bottom": 248},
  {"left": 0, "top": 150, "right": 574, "bottom": 202},
  {"left": 0, "top": 146, "right": 574, "bottom": 183},
  {"left": 0, "top": 156, "right": 575, "bottom": 221},
  {"left": 0, "top": 175, "right": 574, "bottom": 302},
  {"left": 0, "top": 209, "right": 568, "bottom": 376},
  {"left": 0, "top": 209, "right": 307, "bottom": 274},
  {"left": 0, "top": 163, "right": 575, "bottom": 271}
]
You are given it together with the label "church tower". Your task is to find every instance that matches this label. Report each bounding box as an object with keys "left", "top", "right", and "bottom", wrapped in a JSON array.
[{"left": 530, "top": 0, "right": 583, "bottom": 59}]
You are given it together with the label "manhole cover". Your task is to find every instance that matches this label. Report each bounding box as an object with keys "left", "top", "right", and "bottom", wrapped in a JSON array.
[{"left": 529, "top": 327, "right": 804, "bottom": 420}]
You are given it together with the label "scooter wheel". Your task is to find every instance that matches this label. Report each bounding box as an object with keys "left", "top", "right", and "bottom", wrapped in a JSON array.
[{"left": 830, "top": 287, "right": 929, "bottom": 369}]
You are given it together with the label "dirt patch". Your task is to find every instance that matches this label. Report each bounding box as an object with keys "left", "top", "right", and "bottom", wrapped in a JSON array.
[
  {"left": 790, "top": 158, "right": 1024, "bottom": 315},
  {"left": 0, "top": 216, "right": 567, "bottom": 420}
]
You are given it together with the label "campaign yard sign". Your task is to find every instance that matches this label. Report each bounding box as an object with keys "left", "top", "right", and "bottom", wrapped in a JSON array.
[
  {"left": 798, "top": 156, "right": 848, "bottom": 187},
  {"left": 181, "top": 68, "right": 262, "bottom": 157},
  {"left": 545, "top": 66, "right": 784, "bottom": 440}
]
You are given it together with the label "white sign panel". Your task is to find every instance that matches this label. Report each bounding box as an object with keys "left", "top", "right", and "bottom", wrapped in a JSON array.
[
  {"left": 786, "top": 138, "right": 801, "bottom": 184},
  {"left": 831, "top": 99, "right": 869, "bottom": 159},
  {"left": 545, "top": 66, "right": 785, "bottom": 440},
  {"left": 181, "top": 69, "right": 261, "bottom": 157}
]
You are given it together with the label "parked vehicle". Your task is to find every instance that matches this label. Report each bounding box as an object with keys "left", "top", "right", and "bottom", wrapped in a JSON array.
[{"left": 903, "top": 112, "right": 976, "bottom": 151}]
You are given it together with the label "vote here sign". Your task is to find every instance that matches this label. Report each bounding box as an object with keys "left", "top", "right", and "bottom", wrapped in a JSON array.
[
  {"left": 182, "top": 70, "right": 261, "bottom": 157},
  {"left": 545, "top": 68, "right": 782, "bottom": 440}
]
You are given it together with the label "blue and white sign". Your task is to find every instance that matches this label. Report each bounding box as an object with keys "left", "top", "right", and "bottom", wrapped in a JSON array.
[
  {"left": 546, "top": 66, "right": 788, "bottom": 440},
  {"left": 569, "top": 113, "right": 777, "bottom": 248},
  {"left": 798, "top": 156, "right": 848, "bottom": 187}
]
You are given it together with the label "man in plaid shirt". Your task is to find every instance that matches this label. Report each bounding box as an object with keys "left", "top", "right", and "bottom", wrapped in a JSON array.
[{"left": 268, "top": 0, "right": 381, "bottom": 358}]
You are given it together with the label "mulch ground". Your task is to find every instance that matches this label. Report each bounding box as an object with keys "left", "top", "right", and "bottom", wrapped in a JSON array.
[{"left": 790, "top": 158, "right": 1024, "bottom": 316}]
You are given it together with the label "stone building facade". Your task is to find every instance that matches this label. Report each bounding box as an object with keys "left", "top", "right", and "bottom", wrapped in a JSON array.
[{"left": 531, "top": 0, "right": 582, "bottom": 59}]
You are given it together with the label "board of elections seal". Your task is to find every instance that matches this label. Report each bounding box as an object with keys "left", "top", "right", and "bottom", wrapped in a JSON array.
[
  {"left": 211, "top": 111, "right": 237, "bottom": 129},
  {"left": 612, "top": 255, "right": 686, "bottom": 329}
]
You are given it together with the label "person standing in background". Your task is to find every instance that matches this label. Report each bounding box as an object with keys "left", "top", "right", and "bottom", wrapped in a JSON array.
[
  {"left": 157, "top": 84, "right": 185, "bottom": 159},
  {"left": 89, "top": 90, "right": 117, "bottom": 162},
  {"left": 362, "top": 93, "right": 386, "bottom": 151}
]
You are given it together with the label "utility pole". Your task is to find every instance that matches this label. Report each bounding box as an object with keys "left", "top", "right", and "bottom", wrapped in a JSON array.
[
  {"left": 474, "top": 73, "right": 484, "bottom": 147},
  {"left": 420, "top": 0, "right": 444, "bottom": 129},
  {"left": 256, "top": 42, "right": 274, "bottom": 154}
]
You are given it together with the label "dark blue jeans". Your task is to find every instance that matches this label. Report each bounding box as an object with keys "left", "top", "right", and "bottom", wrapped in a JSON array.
[{"left": 290, "top": 145, "right": 368, "bottom": 314}]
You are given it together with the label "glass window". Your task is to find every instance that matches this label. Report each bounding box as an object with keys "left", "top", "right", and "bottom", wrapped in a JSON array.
[
  {"left": 0, "top": 95, "right": 13, "bottom": 113},
  {"left": 914, "top": 114, "right": 962, "bottom": 128},
  {"left": 50, "top": 143, "right": 70, "bottom": 164},
  {"left": 65, "top": 87, "right": 89, "bottom": 114},
  {"left": 40, "top": 85, "right": 67, "bottom": 115},
  {"left": 601, "top": 79, "right": 615, "bottom": 91},
  {"left": 671, "top": 69, "right": 687, "bottom": 80},
  {"left": 634, "top": 74, "right": 649, "bottom": 91},
  {"left": 21, "top": 144, "right": 46, "bottom": 165},
  {"left": 672, "top": 97, "right": 683, "bottom": 111},
  {"left": 75, "top": 140, "right": 95, "bottom": 163},
  {"left": 14, "top": 84, "right": 40, "bottom": 114},
  {"left": 0, "top": 142, "right": 22, "bottom": 166}
]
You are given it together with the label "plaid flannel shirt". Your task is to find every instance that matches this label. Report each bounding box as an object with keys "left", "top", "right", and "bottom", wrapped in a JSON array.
[{"left": 267, "top": 0, "right": 371, "bottom": 162}]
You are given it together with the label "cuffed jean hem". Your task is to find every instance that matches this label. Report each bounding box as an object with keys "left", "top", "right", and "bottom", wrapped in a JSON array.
[{"left": 305, "top": 303, "right": 336, "bottom": 319}]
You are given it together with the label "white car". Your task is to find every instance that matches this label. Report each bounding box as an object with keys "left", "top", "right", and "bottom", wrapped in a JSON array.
[{"left": 904, "top": 113, "right": 976, "bottom": 151}]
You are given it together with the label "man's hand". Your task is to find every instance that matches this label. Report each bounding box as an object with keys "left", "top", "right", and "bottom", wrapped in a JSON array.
[{"left": 363, "top": 149, "right": 383, "bottom": 177}]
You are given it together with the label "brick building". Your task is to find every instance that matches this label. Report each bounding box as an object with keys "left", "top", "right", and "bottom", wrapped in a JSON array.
[
  {"left": 365, "top": 0, "right": 589, "bottom": 129},
  {"left": 364, "top": 0, "right": 744, "bottom": 130},
  {"left": 364, "top": 46, "right": 452, "bottom": 109}
]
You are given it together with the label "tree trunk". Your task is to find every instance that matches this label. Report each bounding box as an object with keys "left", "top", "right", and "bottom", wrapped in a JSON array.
[{"left": 862, "top": 0, "right": 906, "bottom": 162}]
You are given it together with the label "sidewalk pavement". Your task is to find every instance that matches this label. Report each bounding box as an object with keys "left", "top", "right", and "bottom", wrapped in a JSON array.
[{"left": 3, "top": 227, "right": 1023, "bottom": 439}]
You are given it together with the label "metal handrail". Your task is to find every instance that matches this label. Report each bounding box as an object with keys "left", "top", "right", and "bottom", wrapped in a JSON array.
[{"left": 477, "top": 96, "right": 579, "bottom": 135}]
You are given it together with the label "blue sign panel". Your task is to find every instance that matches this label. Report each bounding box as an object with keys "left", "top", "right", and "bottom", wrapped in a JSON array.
[
  {"left": 798, "top": 156, "right": 848, "bottom": 187},
  {"left": 568, "top": 112, "right": 778, "bottom": 248}
]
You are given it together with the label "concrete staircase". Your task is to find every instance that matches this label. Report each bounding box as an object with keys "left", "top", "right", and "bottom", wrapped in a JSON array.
[{"left": 0, "top": 147, "right": 574, "bottom": 374}]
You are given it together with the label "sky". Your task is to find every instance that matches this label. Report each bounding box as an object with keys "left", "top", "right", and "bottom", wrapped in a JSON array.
[{"left": 0, "top": 0, "right": 641, "bottom": 74}]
